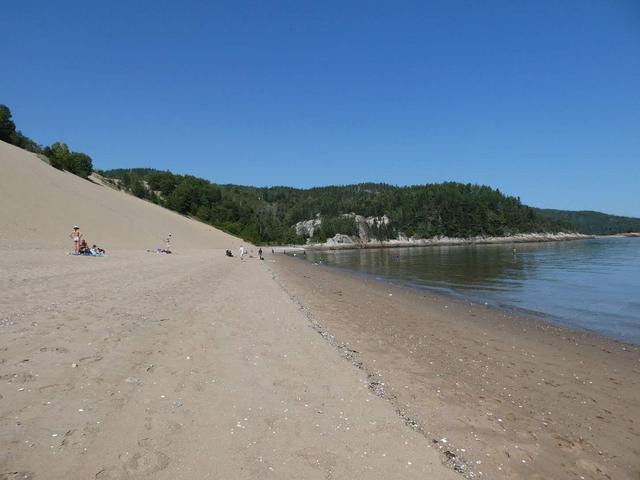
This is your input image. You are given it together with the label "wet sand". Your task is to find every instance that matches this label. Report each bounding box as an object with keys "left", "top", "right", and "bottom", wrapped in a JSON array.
[{"left": 269, "top": 254, "right": 640, "bottom": 480}]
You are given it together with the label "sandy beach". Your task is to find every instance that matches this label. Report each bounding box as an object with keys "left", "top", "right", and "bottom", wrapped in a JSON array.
[
  {"left": 1, "top": 141, "right": 458, "bottom": 478},
  {"left": 2, "top": 141, "right": 638, "bottom": 479},
  {"left": 268, "top": 254, "right": 640, "bottom": 479}
]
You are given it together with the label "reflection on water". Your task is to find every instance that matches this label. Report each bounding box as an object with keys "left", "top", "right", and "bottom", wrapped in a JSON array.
[{"left": 305, "top": 238, "right": 640, "bottom": 344}]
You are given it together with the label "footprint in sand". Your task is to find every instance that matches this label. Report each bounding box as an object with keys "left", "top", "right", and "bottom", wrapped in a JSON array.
[
  {"left": 83, "top": 421, "right": 101, "bottom": 436},
  {"left": 94, "top": 467, "right": 123, "bottom": 480},
  {"left": 78, "top": 355, "right": 104, "bottom": 364},
  {"left": 120, "top": 450, "right": 170, "bottom": 475},
  {"left": 144, "top": 416, "right": 153, "bottom": 431},
  {"left": 96, "top": 450, "right": 170, "bottom": 479},
  {"left": 0, "top": 372, "right": 35, "bottom": 384},
  {"left": 0, "top": 472, "right": 35, "bottom": 480},
  {"left": 137, "top": 437, "right": 171, "bottom": 449},
  {"left": 38, "top": 383, "right": 73, "bottom": 394},
  {"left": 39, "top": 346, "right": 68, "bottom": 354}
]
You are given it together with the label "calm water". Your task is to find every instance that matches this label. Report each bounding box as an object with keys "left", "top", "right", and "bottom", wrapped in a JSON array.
[{"left": 304, "top": 238, "right": 640, "bottom": 344}]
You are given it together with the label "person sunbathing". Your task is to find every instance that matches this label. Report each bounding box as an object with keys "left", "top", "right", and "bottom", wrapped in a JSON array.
[
  {"left": 90, "top": 244, "right": 106, "bottom": 255},
  {"left": 79, "top": 240, "right": 90, "bottom": 255}
]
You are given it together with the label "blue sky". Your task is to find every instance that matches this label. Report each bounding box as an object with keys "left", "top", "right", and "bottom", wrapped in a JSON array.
[{"left": 3, "top": 0, "right": 639, "bottom": 216}]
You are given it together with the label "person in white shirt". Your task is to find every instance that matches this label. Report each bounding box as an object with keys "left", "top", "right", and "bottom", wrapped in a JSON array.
[{"left": 239, "top": 245, "right": 245, "bottom": 259}]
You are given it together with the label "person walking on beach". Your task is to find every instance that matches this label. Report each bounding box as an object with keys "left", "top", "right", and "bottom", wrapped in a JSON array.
[
  {"left": 239, "top": 245, "right": 245, "bottom": 260},
  {"left": 69, "top": 226, "right": 82, "bottom": 254},
  {"left": 258, "top": 248, "right": 263, "bottom": 260}
]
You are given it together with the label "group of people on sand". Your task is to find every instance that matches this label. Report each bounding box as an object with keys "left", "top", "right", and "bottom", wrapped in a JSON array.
[
  {"left": 147, "top": 233, "right": 173, "bottom": 254},
  {"left": 69, "top": 226, "right": 106, "bottom": 256},
  {"left": 70, "top": 226, "right": 277, "bottom": 261},
  {"left": 70, "top": 226, "right": 176, "bottom": 257},
  {"left": 230, "top": 245, "right": 264, "bottom": 261}
]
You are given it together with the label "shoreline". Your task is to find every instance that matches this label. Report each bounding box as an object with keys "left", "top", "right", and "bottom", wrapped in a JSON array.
[
  {"left": 268, "top": 254, "right": 640, "bottom": 480},
  {"left": 295, "top": 253, "right": 639, "bottom": 347},
  {"left": 270, "top": 232, "right": 593, "bottom": 252}
]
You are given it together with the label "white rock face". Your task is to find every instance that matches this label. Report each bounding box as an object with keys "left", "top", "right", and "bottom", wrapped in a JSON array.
[
  {"left": 335, "top": 213, "right": 391, "bottom": 242},
  {"left": 325, "top": 234, "right": 356, "bottom": 246},
  {"left": 295, "top": 215, "right": 322, "bottom": 238},
  {"left": 294, "top": 213, "right": 392, "bottom": 242}
]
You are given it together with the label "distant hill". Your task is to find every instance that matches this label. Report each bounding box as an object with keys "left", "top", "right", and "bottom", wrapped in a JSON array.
[
  {"left": 100, "top": 168, "right": 574, "bottom": 245},
  {"left": 534, "top": 208, "right": 640, "bottom": 235}
]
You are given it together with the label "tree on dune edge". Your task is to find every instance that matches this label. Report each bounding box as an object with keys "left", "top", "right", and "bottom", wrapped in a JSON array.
[
  {"left": 43, "top": 142, "right": 93, "bottom": 179},
  {"left": 1, "top": 104, "right": 93, "bottom": 179},
  {"left": 0, "top": 104, "right": 42, "bottom": 153}
]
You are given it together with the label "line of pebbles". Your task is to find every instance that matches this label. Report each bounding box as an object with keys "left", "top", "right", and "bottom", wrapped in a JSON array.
[{"left": 269, "top": 267, "right": 480, "bottom": 479}]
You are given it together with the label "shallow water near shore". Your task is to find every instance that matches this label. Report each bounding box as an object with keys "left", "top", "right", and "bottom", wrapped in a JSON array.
[{"left": 304, "top": 237, "right": 640, "bottom": 344}]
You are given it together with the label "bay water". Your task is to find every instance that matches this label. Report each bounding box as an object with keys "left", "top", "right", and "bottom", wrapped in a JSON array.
[{"left": 304, "top": 237, "right": 640, "bottom": 344}]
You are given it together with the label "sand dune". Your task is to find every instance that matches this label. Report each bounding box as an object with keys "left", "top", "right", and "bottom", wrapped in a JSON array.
[{"left": 0, "top": 140, "right": 239, "bottom": 251}]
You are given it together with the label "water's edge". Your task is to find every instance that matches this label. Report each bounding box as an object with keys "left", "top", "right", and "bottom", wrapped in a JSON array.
[{"left": 286, "top": 239, "right": 640, "bottom": 346}]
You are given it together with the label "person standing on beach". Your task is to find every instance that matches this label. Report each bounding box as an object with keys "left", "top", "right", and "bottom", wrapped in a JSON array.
[
  {"left": 239, "top": 245, "right": 245, "bottom": 260},
  {"left": 69, "top": 226, "right": 82, "bottom": 254},
  {"left": 258, "top": 248, "right": 263, "bottom": 260}
]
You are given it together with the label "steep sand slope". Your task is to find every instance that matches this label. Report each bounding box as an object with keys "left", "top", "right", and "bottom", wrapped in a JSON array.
[{"left": 0, "top": 140, "right": 239, "bottom": 250}]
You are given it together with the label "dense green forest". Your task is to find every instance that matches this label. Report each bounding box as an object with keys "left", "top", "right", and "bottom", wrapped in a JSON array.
[
  {"left": 0, "top": 104, "right": 93, "bottom": 178},
  {"left": 535, "top": 209, "right": 640, "bottom": 235},
  {"left": 99, "top": 168, "right": 574, "bottom": 245}
]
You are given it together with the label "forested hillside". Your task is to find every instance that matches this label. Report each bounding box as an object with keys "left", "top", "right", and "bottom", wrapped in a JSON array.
[
  {"left": 535, "top": 209, "right": 640, "bottom": 235},
  {"left": 100, "top": 168, "right": 574, "bottom": 245}
]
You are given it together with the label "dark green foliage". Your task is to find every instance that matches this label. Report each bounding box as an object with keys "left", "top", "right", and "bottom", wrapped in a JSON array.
[
  {"left": 69, "top": 152, "right": 93, "bottom": 178},
  {"left": 102, "top": 169, "right": 576, "bottom": 245},
  {"left": 0, "top": 105, "right": 15, "bottom": 143},
  {"left": 43, "top": 142, "right": 94, "bottom": 178},
  {"left": 0, "top": 104, "right": 42, "bottom": 153},
  {"left": 2, "top": 104, "right": 94, "bottom": 177},
  {"left": 312, "top": 216, "right": 360, "bottom": 242},
  {"left": 535, "top": 209, "right": 640, "bottom": 235}
]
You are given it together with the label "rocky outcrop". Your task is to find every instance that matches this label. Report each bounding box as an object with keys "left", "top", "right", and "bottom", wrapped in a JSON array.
[
  {"left": 340, "top": 213, "right": 390, "bottom": 242},
  {"left": 295, "top": 215, "right": 322, "bottom": 238},
  {"left": 295, "top": 213, "right": 391, "bottom": 243},
  {"left": 325, "top": 234, "right": 357, "bottom": 246}
]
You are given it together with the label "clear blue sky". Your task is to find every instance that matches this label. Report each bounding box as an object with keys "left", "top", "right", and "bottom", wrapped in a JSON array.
[{"left": 3, "top": 1, "right": 639, "bottom": 216}]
